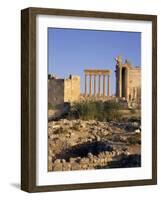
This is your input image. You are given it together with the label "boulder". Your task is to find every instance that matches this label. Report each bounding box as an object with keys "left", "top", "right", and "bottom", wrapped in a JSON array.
[
  {"left": 134, "top": 129, "right": 141, "bottom": 133},
  {"left": 71, "top": 162, "right": 80, "bottom": 170},
  {"left": 53, "top": 163, "right": 62, "bottom": 171}
]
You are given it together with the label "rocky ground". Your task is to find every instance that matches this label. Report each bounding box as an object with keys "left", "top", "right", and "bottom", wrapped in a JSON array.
[{"left": 48, "top": 119, "right": 141, "bottom": 171}]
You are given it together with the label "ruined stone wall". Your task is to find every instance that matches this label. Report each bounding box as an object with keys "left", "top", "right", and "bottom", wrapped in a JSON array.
[
  {"left": 64, "top": 75, "right": 80, "bottom": 102},
  {"left": 48, "top": 78, "right": 64, "bottom": 107},
  {"left": 48, "top": 75, "right": 80, "bottom": 107},
  {"left": 128, "top": 68, "right": 141, "bottom": 101}
]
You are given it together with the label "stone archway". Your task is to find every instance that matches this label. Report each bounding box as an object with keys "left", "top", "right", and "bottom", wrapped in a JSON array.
[{"left": 116, "top": 65, "right": 129, "bottom": 100}]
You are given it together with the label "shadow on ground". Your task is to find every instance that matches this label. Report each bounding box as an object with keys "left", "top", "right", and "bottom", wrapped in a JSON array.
[
  {"left": 95, "top": 154, "right": 141, "bottom": 169},
  {"left": 55, "top": 141, "right": 113, "bottom": 161},
  {"left": 10, "top": 183, "right": 20, "bottom": 189}
]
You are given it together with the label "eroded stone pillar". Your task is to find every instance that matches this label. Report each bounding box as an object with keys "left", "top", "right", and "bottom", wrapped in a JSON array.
[
  {"left": 98, "top": 74, "right": 101, "bottom": 96},
  {"left": 89, "top": 74, "right": 92, "bottom": 96},
  {"left": 135, "top": 87, "right": 137, "bottom": 99},
  {"left": 115, "top": 56, "right": 122, "bottom": 98},
  {"left": 132, "top": 87, "right": 135, "bottom": 100},
  {"left": 119, "top": 67, "right": 122, "bottom": 97},
  {"left": 103, "top": 74, "right": 106, "bottom": 96},
  {"left": 94, "top": 75, "right": 96, "bottom": 96},
  {"left": 107, "top": 74, "right": 110, "bottom": 96},
  {"left": 85, "top": 74, "right": 87, "bottom": 96},
  {"left": 125, "top": 68, "right": 129, "bottom": 100}
]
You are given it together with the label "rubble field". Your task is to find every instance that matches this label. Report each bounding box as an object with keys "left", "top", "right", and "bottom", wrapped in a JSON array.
[{"left": 48, "top": 119, "right": 141, "bottom": 171}]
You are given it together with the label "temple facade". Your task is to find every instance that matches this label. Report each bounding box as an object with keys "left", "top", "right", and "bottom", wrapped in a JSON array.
[{"left": 115, "top": 56, "right": 141, "bottom": 103}]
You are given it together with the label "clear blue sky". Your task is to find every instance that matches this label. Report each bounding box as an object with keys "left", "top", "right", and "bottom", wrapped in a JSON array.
[{"left": 48, "top": 28, "right": 141, "bottom": 95}]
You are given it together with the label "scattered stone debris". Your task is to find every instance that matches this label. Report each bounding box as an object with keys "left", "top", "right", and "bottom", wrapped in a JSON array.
[{"left": 48, "top": 119, "right": 141, "bottom": 171}]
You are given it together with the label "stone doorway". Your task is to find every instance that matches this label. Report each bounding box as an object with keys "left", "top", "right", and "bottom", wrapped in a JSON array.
[{"left": 122, "top": 67, "right": 126, "bottom": 98}]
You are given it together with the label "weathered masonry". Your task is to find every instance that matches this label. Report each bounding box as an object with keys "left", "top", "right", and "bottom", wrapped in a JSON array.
[
  {"left": 115, "top": 56, "right": 141, "bottom": 102},
  {"left": 84, "top": 69, "right": 111, "bottom": 96},
  {"left": 64, "top": 75, "right": 80, "bottom": 102},
  {"left": 48, "top": 56, "right": 141, "bottom": 107},
  {"left": 48, "top": 75, "right": 80, "bottom": 106}
]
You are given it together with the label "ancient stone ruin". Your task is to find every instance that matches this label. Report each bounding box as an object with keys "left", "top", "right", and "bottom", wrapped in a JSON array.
[
  {"left": 115, "top": 56, "right": 141, "bottom": 103},
  {"left": 48, "top": 56, "right": 141, "bottom": 171},
  {"left": 48, "top": 74, "right": 80, "bottom": 106},
  {"left": 84, "top": 69, "right": 111, "bottom": 96},
  {"left": 48, "top": 56, "right": 141, "bottom": 107}
]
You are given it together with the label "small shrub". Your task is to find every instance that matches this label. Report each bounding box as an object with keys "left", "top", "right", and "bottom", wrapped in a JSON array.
[{"left": 54, "top": 127, "right": 68, "bottom": 134}]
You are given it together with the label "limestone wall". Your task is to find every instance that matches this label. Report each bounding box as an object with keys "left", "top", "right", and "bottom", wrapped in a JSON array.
[
  {"left": 64, "top": 75, "right": 80, "bottom": 102},
  {"left": 48, "top": 75, "right": 80, "bottom": 107},
  {"left": 128, "top": 68, "right": 141, "bottom": 101},
  {"left": 48, "top": 78, "right": 64, "bottom": 107}
]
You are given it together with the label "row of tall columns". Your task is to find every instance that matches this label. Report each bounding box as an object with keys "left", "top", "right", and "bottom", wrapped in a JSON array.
[{"left": 85, "top": 74, "right": 111, "bottom": 96}]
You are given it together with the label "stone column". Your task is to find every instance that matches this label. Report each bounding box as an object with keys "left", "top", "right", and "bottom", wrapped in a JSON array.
[
  {"left": 94, "top": 75, "right": 96, "bottom": 96},
  {"left": 125, "top": 68, "right": 129, "bottom": 100},
  {"left": 133, "top": 87, "right": 135, "bottom": 100},
  {"left": 118, "top": 67, "right": 122, "bottom": 97},
  {"left": 85, "top": 74, "right": 87, "bottom": 96},
  {"left": 103, "top": 74, "right": 106, "bottom": 96},
  {"left": 98, "top": 74, "right": 101, "bottom": 96},
  {"left": 135, "top": 87, "right": 137, "bottom": 99},
  {"left": 107, "top": 74, "right": 110, "bottom": 96},
  {"left": 115, "top": 56, "right": 122, "bottom": 98},
  {"left": 89, "top": 74, "right": 92, "bottom": 96}
]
